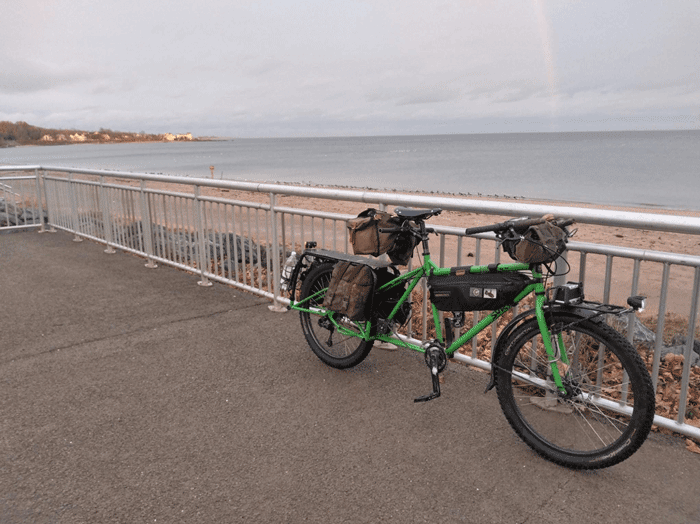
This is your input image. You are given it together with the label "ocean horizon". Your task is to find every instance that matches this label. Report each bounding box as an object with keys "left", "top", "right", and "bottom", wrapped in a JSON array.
[{"left": 2, "top": 130, "right": 699, "bottom": 211}]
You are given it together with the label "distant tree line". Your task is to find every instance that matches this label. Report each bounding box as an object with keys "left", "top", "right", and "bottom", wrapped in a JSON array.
[{"left": 0, "top": 121, "right": 167, "bottom": 147}]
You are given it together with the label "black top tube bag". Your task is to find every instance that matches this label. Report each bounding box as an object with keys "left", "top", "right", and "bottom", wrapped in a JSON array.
[{"left": 428, "top": 267, "right": 532, "bottom": 312}]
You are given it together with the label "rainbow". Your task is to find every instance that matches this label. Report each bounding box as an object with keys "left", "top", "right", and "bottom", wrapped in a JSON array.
[{"left": 532, "top": 0, "right": 558, "bottom": 120}]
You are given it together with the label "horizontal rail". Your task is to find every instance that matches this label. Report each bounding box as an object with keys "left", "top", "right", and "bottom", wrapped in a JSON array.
[{"left": 3, "top": 164, "right": 700, "bottom": 234}]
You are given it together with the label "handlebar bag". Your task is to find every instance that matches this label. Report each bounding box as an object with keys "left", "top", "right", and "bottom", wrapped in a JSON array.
[
  {"left": 347, "top": 208, "right": 419, "bottom": 265},
  {"left": 428, "top": 268, "right": 531, "bottom": 312},
  {"left": 503, "top": 222, "right": 567, "bottom": 264},
  {"left": 322, "top": 261, "right": 376, "bottom": 321}
]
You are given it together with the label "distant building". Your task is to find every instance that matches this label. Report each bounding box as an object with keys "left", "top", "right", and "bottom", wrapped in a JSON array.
[{"left": 163, "top": 133, "right": 193, "bottom": 142}]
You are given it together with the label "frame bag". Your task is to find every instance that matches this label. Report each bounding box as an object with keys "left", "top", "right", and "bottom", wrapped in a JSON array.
[
  {"left": 429, "top": 268, "right": 531, "bottom": 312},
  {"left": 322, "top": 261, "right": 376, "bottom": 321}
]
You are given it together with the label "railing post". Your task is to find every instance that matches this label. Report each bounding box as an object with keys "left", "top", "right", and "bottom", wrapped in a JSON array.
[
  {"left": 626, "top": 259, "right": 641, "bottom": 345},
  {"left": 68, "top": 173, "right": 83, "bottom": 242},
  {"left": 268, "top": 192, "right": 286, "bottom": 312},
  {"left": 554, "top": 250, "right": 567, "bottom": 288},
  {"left": 651, "top": 263, "right": 670, "bottom": 390},
  {"left": 32, "top": 168, "right": 47, "bottom": 233},
  {"left": 193, "top": 185, "right": 212, "bottom": 287},
  {"left": 677, "top": 267, "right": 700, "bottom": 423},
  {"left": 139, "top": 180, "right": 157, "bottom": 268},
  {"left": 40, "top": 170, "right": 56, "bottom": 233},
  {"left": 100, "top": 176, "right": 116, "bottom": 254}
]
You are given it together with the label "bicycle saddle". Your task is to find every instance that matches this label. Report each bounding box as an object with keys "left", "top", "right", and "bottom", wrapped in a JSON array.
[{"left": 394, "top": 207, "right": 442, "bottom": 221}]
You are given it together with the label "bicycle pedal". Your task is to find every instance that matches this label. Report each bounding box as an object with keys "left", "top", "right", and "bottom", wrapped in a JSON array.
[{"left": 414, "top": 391, "right": 440, "bottom": 403}]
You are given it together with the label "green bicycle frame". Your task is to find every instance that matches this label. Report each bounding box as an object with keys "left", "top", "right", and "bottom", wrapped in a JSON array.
[{"left": 291, "top": 251, "right": 570, "bottom": 393}]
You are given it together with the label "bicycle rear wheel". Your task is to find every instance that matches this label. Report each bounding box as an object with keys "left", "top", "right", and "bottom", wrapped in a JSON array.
[
  {"left": 298, "top": 262, "right": 373, "bottom": 369},
  {"left": 495, "top": 313, "right": 655, "bottom": 469}
]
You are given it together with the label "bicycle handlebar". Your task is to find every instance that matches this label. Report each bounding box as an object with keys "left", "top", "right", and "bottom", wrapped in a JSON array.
[
  {"left": 380, "top": 216, "right": 574, "bottom": 238},
  {"left": 464, "top": 216, "right": 575, "bottom": 236}
]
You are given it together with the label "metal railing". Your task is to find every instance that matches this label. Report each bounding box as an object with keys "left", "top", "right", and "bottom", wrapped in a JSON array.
[
  {"left": 2, "top": 165, "right": 699, "bottom": 440},
  {"left": 0, "top": 169, "right": 46, "bottom": 232}
]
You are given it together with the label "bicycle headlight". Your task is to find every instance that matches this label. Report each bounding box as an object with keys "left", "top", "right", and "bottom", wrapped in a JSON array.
[{"left": 627, "top": 295, "right": 646, "bottom": 312}]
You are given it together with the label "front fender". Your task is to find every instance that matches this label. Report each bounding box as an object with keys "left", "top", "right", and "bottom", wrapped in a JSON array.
[
  {"left": 483, "top": 303, "right": 600, "bottom": 393},
  {"left": 484, "top": 307, "right": 537, "bottom": 392}
]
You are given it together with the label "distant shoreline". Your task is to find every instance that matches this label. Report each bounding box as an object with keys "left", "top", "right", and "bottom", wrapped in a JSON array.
[
  {"left": 1, "top": 136, "right": 233, "bottom": 149},
  {"left": 0, "top": 120, "right": 229, "bottom": 148}
]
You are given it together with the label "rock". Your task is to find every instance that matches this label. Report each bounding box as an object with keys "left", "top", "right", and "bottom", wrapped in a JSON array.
[
  {"left": 610, "top": 316, "right": 656, "bottom": 346},
  {"left": 662, "top": 348, "right": 700, "bottom": 367},
  {"left": 669, "top": 334, "right": 700, "bottom": 357},
  {"left": 0, "top": 212, "right": 17, "bottom": 226},
  {"left": 660, "top": 345, "right": 685, "bottom": 359},
  {"left": 0, "top": 201, "right": 20, "bottom": 216}
]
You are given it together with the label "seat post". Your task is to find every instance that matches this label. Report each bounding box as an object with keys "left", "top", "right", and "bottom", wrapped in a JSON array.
[{"left": 419, "top": 220, "right": 431, "bottom": 257}]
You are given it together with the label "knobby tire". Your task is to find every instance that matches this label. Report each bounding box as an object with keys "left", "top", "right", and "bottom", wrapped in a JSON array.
[
  {"left": 495, "top": 313, "right": 655, "bottom": 469},
  {"left": 298, "top": 262, "right": 373, "bottom": 369}
]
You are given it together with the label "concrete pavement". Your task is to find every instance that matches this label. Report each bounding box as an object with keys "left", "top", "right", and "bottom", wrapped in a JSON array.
[{"left": 1, "top": 230, "right": 699, "bottom": 524}]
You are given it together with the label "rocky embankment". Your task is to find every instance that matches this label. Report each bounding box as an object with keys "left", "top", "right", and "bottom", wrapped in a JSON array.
[
  {"left": 0, "top": 201, "right": 268, "bottom": 269},
  {"left": 0, "top": 199, "right": 47, "bottom": 228}
]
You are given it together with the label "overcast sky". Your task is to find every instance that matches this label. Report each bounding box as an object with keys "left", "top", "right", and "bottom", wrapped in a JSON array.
[{"left": 2, "top": 0, "right": 699, "bottom": 138}]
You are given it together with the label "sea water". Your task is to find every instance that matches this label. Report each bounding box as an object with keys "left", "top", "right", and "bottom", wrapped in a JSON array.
[{"left": 2, "top": 130, "right": 699, "bottom": 210}]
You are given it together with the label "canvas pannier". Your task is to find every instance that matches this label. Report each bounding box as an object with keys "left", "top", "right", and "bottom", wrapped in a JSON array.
[
  {"left": 347, "top": 208, "right": 419, "bottom": 266},
  {"left": 348, "top": 208, "right": 398, "bottom": 257},
  {"left": 502, "top": 221, "right": 567, "bottom": 264},
  {"left": 322, "top": 261, "right": 376, "bottom": 321},
  {"left": 428, "top": 268, "right": 531, "bottom": 312}
]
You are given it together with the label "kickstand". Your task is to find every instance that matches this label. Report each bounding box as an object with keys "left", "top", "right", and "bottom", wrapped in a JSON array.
[{"left": 414, "top": 347, "right": 443, "bottom": 403}]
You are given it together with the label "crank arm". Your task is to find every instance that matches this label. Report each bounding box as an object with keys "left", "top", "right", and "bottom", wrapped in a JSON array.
[{"left": 414, "top": 363, "right": 441, "bottom": 403}]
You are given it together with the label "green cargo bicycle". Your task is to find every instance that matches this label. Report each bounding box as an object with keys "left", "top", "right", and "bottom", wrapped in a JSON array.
[{"left": 285, "top": 207, "right": 655, "bottom": 469}]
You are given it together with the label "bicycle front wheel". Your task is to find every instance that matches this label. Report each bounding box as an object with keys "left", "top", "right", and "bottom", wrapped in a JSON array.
[
  {"left": 495, "top": 313, "right": 655, "bottom": 469},
  {"left": 298, "top": 262, "right": 373, "bottom": 369}
]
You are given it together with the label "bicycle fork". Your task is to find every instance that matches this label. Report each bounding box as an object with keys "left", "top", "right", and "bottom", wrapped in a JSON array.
[{"left": 535, "top": 293, "right": 570, "bottom": 394}]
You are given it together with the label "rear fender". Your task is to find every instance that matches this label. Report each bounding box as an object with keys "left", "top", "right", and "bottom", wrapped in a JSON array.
[
  {"left": 287, "top": 251, "right": 335, "bottom": 305},
  {"left": 287, "top": 247, "right": 393, "bottom": 306}
]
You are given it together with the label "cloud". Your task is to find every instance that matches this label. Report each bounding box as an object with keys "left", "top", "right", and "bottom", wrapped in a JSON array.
[
  {"left": 2, "top": 0, "right": 699, "bottom": 137},
  {"left": 0, "top": 58, "right": 96, "bottom": 94}
]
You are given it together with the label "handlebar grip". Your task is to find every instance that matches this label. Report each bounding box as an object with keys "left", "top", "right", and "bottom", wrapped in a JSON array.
[
  {"left": 555, "top": 218, "right": 575, "bottom": 228},
  {"left": 464, "top": 222, "right": 509, "bottom": 235}
]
